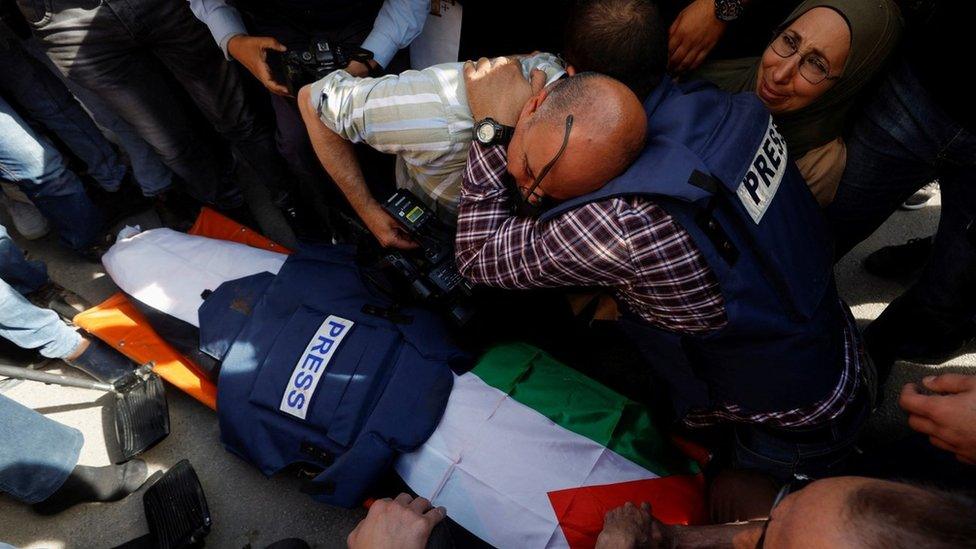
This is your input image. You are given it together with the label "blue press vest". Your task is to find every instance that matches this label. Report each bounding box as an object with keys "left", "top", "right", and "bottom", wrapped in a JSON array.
[
  {"left": 200, "top": 245, "right": 464, "bottom": 507},
  {"left": 542, "top": 79, "right": 846, "bottom": 418}
]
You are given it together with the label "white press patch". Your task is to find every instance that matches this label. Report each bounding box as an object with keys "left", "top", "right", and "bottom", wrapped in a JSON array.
[
  {"left": 279, "top": 315, "right": 355, "bottom": 420},
  {"left": 735, "top": 118, "right": 788, "bottom": 224}
]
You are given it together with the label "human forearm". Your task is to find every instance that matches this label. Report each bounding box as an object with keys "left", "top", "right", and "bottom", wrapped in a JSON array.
[
  {"left": 668, "top": 522, "right": 763, "bottom": 549},
  {"left": 362, "top": 0, "right": 428, "bottom": 67},
  {"left": 310, "top": 122, "right": 375, "bottom": 215},
  {"left": 186, "top": 0, "right": 247, "bottom": 58}
]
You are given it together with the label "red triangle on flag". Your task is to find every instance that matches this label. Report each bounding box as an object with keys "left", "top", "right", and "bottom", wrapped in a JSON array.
[{"left": 548, "top": 474, "right": 707, "bottom": 548}]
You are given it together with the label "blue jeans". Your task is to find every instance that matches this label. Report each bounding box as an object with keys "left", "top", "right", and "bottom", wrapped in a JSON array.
[
  {"left": 0, "top": 393, "right": 82, "bottom": 504},
  {"left": 826, "top": 60, "right": 976, "bottom": 322},
  {"left": 22, "top": 35, "right": 174, "bottom": 197},
  {"left": 0, "top": 224, "right": 81, "bottom": 359},
  {"left": 732, "top": 388, "right": 870, "bottom": 483},
  {"left": 0, "top": 223, "right": 47, "bottom": 295},
  {"left": 0, "top": 95, "right": 103, "bottom": 250},
  {"left": 0, "top": 30, "right": 126, "bottom": 192}
]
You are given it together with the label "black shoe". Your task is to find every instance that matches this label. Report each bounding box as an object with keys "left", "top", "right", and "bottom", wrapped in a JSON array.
[
  {"left": 89, "top": 174, "right": 155, "bottom": 227},
  {"left": 76, "top": 229, "right": 116, "bottom": 263},
  {"left": 154, "top": 189, "right": 202, "bottom": 231},
  {"left": 863, "top": 236, "right": 934, "bottom": 279},
  {"left": 64, "top": 338, "right": 138, "bottom": 383},
  {"left": 865, "top": 293, "right": 976, "bottom": 377},
  {"left": 26, "top": 281, "right": 89, "bottom": 322}
]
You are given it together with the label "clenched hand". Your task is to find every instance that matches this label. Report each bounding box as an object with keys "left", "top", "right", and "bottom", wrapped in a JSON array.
[{"left": 463, "top": 57, "right": 547, "bottom": 127}]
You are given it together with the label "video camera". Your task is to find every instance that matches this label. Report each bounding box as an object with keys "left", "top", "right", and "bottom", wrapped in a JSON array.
[
  {"left": 268, "top": 38, "right": 374, "bottom": 96},
  {"left": 380, "top": 190, "right": 475, "bottom": 325}
]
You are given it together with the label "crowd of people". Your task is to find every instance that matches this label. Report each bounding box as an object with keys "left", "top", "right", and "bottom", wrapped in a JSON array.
[{"left": 1, "top": 0, "right": 975, "bottom": 546}]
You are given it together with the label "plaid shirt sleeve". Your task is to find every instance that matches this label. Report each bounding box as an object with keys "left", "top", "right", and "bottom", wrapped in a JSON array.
[{"left": 456, "top": 143, "right": 642, "bottom": 291}]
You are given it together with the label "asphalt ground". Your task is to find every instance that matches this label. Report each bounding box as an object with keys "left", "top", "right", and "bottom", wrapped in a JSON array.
[{"left": 0, "top": 188, "right": 971, "bottom": 548}]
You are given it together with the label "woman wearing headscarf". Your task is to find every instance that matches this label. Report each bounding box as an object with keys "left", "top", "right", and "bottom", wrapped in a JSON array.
[{"left": 691, "top": 0, "right": 902, "bottom": 206}]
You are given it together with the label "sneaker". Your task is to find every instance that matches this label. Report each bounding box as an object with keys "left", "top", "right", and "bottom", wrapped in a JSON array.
[
  {"left": 89, "top": 175, "right": 155, "bottom": 227},
  {"left": 900, "top": 181, "right": 939, "bottom": 211},
  {"left": 0, "top": 192, "right": 50, "bottom": 240},
  {"left": 863, "top": 236, "right": 934, "bottom": 279}
]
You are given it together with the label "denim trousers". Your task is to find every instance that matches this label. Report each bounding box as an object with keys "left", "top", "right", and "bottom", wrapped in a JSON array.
[
  {"left": 0, "top": 224, "right": 81, "bottom": 359},
  {"left": 17, "top": 0, "right": 292, "bottom": 205},
  {"left": 826, "top": 59, "right": 976, "bottom": 323},
  {"left": 0, "top": 29, "right": 125, "bottom": 192},
  {"left": 22, "top": 35, "right": 173, "bottom": 197},
  {"left": 0, "top": 393, "right": 83, "bottom": 504},
  {"left": 0, "top": 95, "right": 103, "bottom": 250},
  {"left": 732, "top": 388, "right": 870, "bottom": 483}
]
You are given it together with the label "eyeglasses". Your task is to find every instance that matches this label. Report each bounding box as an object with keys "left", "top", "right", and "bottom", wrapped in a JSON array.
[
  {"left": 754, "top": 476, "right": 812, "bottom": 548},
  {"left": 769, "top": 31, "right": 840, "bottom": 85},
  {"left": 521, "top": 114, "right": 574, "bottom": 204}
]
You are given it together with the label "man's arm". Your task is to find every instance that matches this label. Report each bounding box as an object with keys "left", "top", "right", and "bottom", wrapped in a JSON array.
[
  {"left": 361, "top": 0, "right": 429, "bottom": 68},
  {"left": 187, "top": 0, "right": 247, "bottom": 58},
  {"left": 455, "top": 143, "right": 635, "bottom": 289},
  {"left": 186, "top": 0, "right": 289, "bottom": 95},
  {"left": 297, "top": 84, "right": 417, "bottom": 248}
]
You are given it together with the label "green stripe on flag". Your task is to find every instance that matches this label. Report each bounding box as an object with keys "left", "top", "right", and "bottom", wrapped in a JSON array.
[{"left": 472, "top": 343, "right": 699, "bottom": 477}]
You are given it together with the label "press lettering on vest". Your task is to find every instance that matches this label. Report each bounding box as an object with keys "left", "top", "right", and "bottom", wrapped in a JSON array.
[
  {"left": 735, "top": 118, "right": 788, "bottom": 224},
  {"left": 279, "top": 315, "right": 355, "bottom": 420}
]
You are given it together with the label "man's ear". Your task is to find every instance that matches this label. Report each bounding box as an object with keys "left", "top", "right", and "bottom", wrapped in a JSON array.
[
  {"left": 565, "top": 64, "right": 577, "bottom": 76},
  {"left": 519, "top": 87, "right": 550, "bottom": 123}
]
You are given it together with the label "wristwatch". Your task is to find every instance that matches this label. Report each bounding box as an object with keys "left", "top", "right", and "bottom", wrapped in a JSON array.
[
  {"left": 474, "top": 118, "right": 515, "bottom": 146},
  {"left": 714, "top": 0, "right": 743, "bottom": 22}
]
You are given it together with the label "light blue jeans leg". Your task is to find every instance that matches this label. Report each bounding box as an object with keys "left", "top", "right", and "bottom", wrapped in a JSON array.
[
  {"left": 0, "top": 274, "right": 81, "bottom": 359},
  {"left": 0, "top": 394, "right": 83, "bottom": 504},
  {"left": 0, "top": 95, "right": 103, "bottom": 250},
  {"left": 24, "top": 37, "right": 174, "bottom": 197},
  {"left": 0, "top": 223, "right": 48, "bottom": 295}
]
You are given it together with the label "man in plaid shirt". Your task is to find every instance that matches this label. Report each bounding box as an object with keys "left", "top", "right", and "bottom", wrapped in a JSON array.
[{"left": 455, "top": 55, "right": 871, "bottom": 491}]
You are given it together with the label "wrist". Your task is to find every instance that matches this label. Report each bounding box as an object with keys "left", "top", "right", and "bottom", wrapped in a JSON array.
[
  {"left": 226, "top": 33, "right": 248, "bottom": 58},
  {"left": 714, "top": 0, "right": 742, "bottom": 22}
]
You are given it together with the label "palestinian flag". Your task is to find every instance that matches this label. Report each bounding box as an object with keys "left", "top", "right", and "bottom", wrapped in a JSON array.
[{"left": 397, "top": 343, "right": 706, "bottom": 548}]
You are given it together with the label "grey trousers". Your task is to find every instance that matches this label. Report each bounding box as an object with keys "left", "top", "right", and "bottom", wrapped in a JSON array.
[{"left": 17, "top": 0, "right": 292, "bottom": 205}]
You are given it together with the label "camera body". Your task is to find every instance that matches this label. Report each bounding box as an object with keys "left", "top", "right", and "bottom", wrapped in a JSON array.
[
  {"left": 268, "top": 39, "right": 372, "bottom": 96},
  {"left": 381, "top": 190, "right": 474, "bottom": 325}
]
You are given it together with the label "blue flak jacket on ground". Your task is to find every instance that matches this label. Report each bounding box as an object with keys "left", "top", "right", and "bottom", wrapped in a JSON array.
[
  {"left": 542, "top": 79, "right": 846, "bottom": 419},
  {"left": 200, "top": 244, "right": 465, "bottom": 507}
]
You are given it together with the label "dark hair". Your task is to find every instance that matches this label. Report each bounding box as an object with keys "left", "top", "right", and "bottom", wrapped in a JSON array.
[
  {"left": 562, "top": 0, "right": 667, "bottom": 99},
  {"left": 846, "top": 482, "right": 976, "bottom": 549}
]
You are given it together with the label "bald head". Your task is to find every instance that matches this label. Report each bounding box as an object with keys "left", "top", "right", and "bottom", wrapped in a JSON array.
[{"left": 507, "top": 72, "right": 646, "bottom": 204}]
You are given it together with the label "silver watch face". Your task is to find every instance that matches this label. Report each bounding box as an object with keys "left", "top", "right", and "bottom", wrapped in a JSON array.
[{"left": 476, "top": 122, "right": 496, "bottom": 144}]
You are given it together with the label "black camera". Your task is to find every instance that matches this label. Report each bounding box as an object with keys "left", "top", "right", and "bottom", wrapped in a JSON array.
[
  {"left": 380, "top": 190, "right": 475, "bottom": 325},
  {"left": 267, "top": 39, "right": 373, "bottom": 96}
]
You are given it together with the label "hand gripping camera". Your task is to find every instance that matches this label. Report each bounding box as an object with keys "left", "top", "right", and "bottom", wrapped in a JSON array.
[
  {"left": 380, "top": 190, "right": 475, "bottom": 325},
  {"left": 268, "top": 38, "right": 374, "bottom": 96}
]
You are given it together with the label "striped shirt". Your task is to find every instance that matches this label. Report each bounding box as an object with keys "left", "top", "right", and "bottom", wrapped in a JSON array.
[
  {"left": 457, "top": 142, "right": 863, "bottom": 429},
  {"left": 310, "top": 54, "right": 566, "bottom": 223}
]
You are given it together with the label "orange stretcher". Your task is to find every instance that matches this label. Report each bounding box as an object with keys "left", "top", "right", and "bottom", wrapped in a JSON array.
[{"left": 73, "top": 208, "right": 292, "bottom": 410}]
